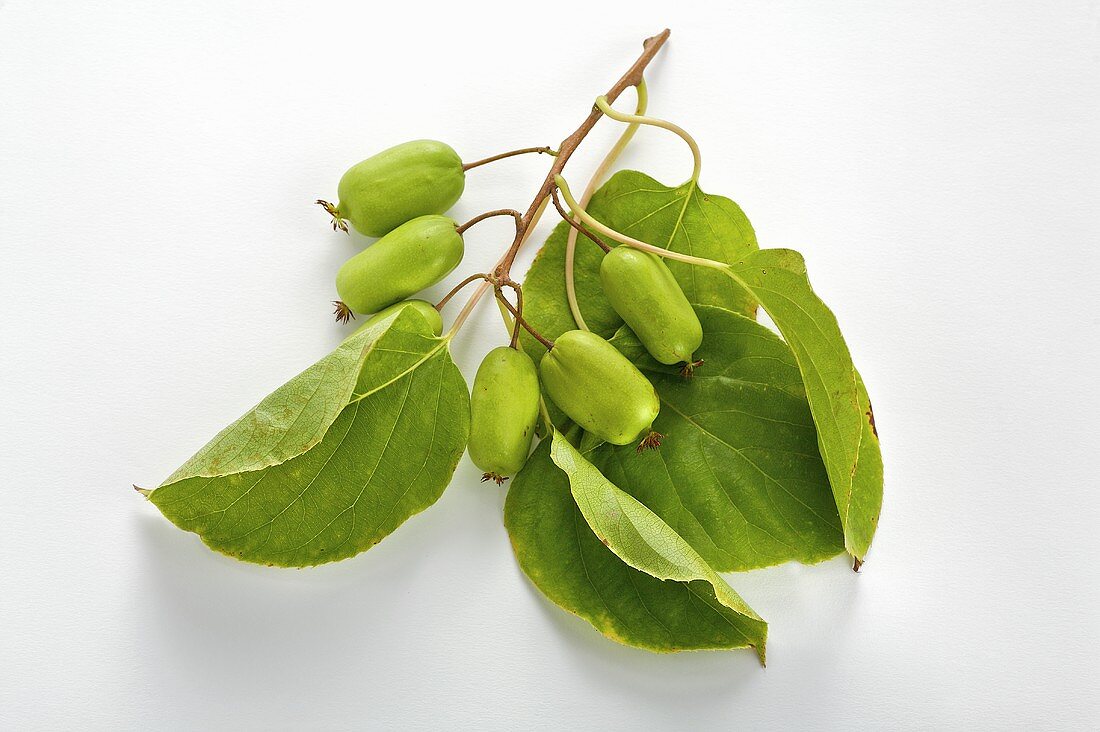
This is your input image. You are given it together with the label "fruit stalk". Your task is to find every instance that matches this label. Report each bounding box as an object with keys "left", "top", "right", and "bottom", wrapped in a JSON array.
[
  {"left": 456, "top": 209, "right": 524, "bottom": 236},
  {"left": 434, "top": 272, "right": 489, "bottom": 311},
  {"left": 494, "top": 285, "right": 553, "bottom": 350},
  {"left": 461, "top": 146, "right": 557, "bottom": 172}
]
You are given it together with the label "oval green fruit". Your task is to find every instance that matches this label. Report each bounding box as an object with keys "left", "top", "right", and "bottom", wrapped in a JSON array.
[
  {"left": 540, "top": 330, "right": 660, "bottom": 447},
  {"left": 600, "top": 246, "right": 702, "bottom": 366},
  {"left": 336, "top": 215, "right": 463, "bottom": 315},
  {"left": 322, "top": 140, "right": 465, "bottom": 237},
  {"left": 362, "top": 300, "right": 443, "bottom": 336},
  {"left": 468, "top": 346, "right": 540, "bottom": 483}
]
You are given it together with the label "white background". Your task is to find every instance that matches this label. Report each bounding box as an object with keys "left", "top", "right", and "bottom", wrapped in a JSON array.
[{"left": 2, "top": 1, "right": 1098, "bottom": 729}]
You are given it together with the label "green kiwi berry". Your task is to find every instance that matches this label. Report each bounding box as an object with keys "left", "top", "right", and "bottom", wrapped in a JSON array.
[
  {"left": 468, "top": 346, "right": 540, "bottom": 483},
  {"left": 335, "top": 215, "right": 463, "bottom": 316},
  {"left": 600, "top": 246, "right": 702, "bottom": 369},
  {"left": 539, "top": 330, "right": 661, "bottom": 448},
  {"left": 319, "top": 140, "right": 465, "bottom": 237}
]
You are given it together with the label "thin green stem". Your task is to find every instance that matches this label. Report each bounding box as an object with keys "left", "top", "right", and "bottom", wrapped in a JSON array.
[
  {"left": 537, "top": 396, "right": 555, "bottom": 436},
  {"left": 555, "top": 175, "right": 727, "bottom": 270},
  {"left": 552, "top": 188, "right": 609, "bottom": 252},
  {"left": 446, "top": 280, "right": 491, "bottom": 339},
  {"left": 564, "top": 80, "right": 649, "bottom": 330},
  {"left": 492, "top": 30, "right": 671, "bottom": 279},
  {"left": 594, "top": 93, "right": 701, "bottom": 182},
  {"left": 494, "top": 295, "right": 518, "bottom": 346}
]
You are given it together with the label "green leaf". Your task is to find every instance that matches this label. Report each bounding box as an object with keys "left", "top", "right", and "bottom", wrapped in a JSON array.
[
  {"left": 148, "top": 308, "right": 470, "bottom": 567},
  {"left": 505, "top": 435, "right": 767, "bottom": 661},
  {"left": 520, "top": 170, "right": 758, "bottom": 363},
  {"left": 722, "top": 250, "right": 882, "bottom": 560},
  {"left": 164, "top": 315, "right": 394, "bottom": 483},
  {"left": 594, "top": 306, "right": 845, "bottom": 571}
]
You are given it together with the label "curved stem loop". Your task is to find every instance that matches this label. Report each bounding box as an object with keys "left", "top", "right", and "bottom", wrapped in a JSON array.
[
  {"left": 594, "top": 93, "right": 702, "bottom": 182},
  {"left": 563, "top": 80, "right": 649, "bottom": 330},
  {"left": 555, "top": 175, "right": 727, "bottom": 271}
]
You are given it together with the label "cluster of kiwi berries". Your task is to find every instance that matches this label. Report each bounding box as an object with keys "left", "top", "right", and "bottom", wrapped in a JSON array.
[{"left": 319, "top": 139, "right": 703, "bottom": 484}]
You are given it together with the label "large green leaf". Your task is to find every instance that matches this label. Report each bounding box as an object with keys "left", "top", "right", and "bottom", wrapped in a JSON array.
[
  {"left": 164, "top": 315, "right": 394, "bottom": 483},
  {"left": 520, "top": 170, "right": 758, "bottom": 363},
  {"left": 593, "top": 306, "right": 844, "bottom": 571},
  {"left": 722, "top": 250, "right": 882, "bottom": 561},
  {"left": 505, "top": 435, "right": 767, "bottom": 661},
  {"left": 147, "top": 308, "right": 470, "bottom": 567},
  {"left": 523, "top": 168, "right": 882, "bottom": 562}
]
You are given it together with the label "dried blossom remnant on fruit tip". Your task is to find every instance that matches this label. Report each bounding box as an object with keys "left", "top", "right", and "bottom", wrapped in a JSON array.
[
  {"left": 316, "top": 199, "right": 349, "bottom": 234},
  {"left": 636, "top": 430, "right": 663, "bottom": 453},
  {"left": 680, "top": 359, "right": 704, "bottom": 379},
  {"left": 332, "top": 300, "right": 355, "bottom": 324}
]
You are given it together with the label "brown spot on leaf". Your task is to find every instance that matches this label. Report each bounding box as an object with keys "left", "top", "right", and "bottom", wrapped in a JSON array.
[{"left": 866, "top": 400, "right": 878, "bottom": 438}]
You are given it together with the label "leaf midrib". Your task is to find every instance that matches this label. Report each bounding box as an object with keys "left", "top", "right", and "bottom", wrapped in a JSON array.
[{"left": 349, "top": 339, "right": 449, "bottom": 404}]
